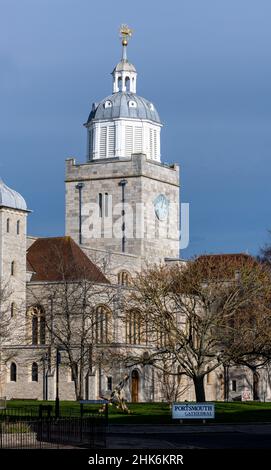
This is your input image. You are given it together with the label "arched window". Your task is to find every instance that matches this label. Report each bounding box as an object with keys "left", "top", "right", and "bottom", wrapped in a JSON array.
[
  {"left": 95, "top": 306, "right": 112, "bottom": 344},
  {"left": 31, "top": 363, "right": 38, "bottom": 382},
  {"left": 11, "top": 302, "right": 16, "bottom": 318},
  {"left": 40, "top": 316, "right": 46, "bottom": 344},
  {"left": 7, "top": 218, "right": 10, "bottom": 233},
  {"left": 118, "top": 271, "right": 130, "bottom": 286},
  {"left": 125, "top": 76, "right": 130, "bottom": 91},
  {"left": 28, "top": 305, "right": 46, "bottom": 345},
  {"left": 126, "top": 310, "right": 141, "bottom": 345},
  {"left": 118, "top": 76, "right": 122, "bottom": 91},
  {"left": 16, "top": 220, "right": 20, "bottom": 235},
  {"left": 10, "top": 362, "right": 17, "bottom": 382},
  {"left": 11, "top": 261, "right": 15, "bottom": 276},
  {"left": 32, "top": 316, "right": 38, "bottom": 345}
]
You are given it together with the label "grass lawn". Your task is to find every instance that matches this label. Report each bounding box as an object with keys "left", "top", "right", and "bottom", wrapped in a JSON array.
[{"left": 5, "top": 400, "right": 271, "bottom": 424}]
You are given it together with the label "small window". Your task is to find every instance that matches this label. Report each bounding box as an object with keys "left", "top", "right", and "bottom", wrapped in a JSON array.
[
  {"left": 118, "top": 271, "right": 130, "bottom": 286},
  {"left": 104, "top": 100, "right": 112, "bottom": 108},
  {"left": 128, "top": 100, "right": 137, "bottom": 108},
  {"left": 17, "top": 220, "right": 20, "bottom": 235},
  {"left": 104, "top": 193, "right": 109, "bottom": 217},
  {"left": 149, "top": 103, "right": 154, "bottom": 111},
  {"left": 11, "top": 261, "right": 15, "bottom": 276},
  {"left": 107, "top": 376, "right": 113, "bottom": 391},
  {"left": 98, "top": 193, "right": 103, "bottom": 217},
  {"left": 7, "top": 218, "right": 10, "bottom": 233},
  {"left": 11, "top": 302, "right": 16, "bottom": 318},
  {"left": 232, "top": 380, "right": 237, "bottom": 392},
  {"left": 10, "top": 362, "right": 17, "bottom": 382},
  {"left": 32, "top": 363, "right": 38, "bottom": 382}
]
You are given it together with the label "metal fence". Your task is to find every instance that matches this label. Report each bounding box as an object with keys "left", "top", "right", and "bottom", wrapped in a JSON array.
[{"left": 0, "top": 406, "right": 107, "bottom": 449}]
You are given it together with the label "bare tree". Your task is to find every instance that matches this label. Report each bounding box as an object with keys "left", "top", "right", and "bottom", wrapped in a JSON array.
[
  {"left": 27, "top": 238, "right": 115, "bottom": 400},
  {"left": 121, "top": 255, "right": 270, "bottom": 401},
  {"left": 221, "top": 283, "right": 271, "bottom": 399}
]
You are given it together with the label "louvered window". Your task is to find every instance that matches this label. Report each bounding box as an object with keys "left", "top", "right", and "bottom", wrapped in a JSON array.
[
  {"left": 153, "top": 130, "right": 157, "bottom": 160},
  {"left": 135, "top": 126, "right": 142, "bottom": 153},
  {"left": 99, "top": 127, "right": 107, "bottom": 158},
  {"left": 88, "top": 128, "right": 93, "bottom": 159},
  {"left": 149, "top": 128, "right": 154, "bottom": 159},
  {"left": 125, "top": 126, "right": 133, "bottom": 157},
  {"left": 108, "top": 126, "right": 115, "bottom": 158}
]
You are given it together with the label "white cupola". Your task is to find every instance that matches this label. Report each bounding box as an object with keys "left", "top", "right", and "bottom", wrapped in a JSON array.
[{"left": 84, "top": 25, "right": 162, "bottom": 162}]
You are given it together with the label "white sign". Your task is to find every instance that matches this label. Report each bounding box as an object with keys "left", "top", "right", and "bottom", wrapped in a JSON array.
[{"left": 172, "top": 402, "right": 215, "bottom": 419}]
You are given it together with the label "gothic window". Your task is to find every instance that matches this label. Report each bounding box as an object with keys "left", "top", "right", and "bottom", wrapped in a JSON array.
[
  {"left": 95, "top": 305, "right": 112, "bottom": 344},
  {"left": 6, "top": 218, "right": 10, "bottom": 233},
  {"left": 10, "top": 362, "right": 17, "bottom": 382},
  {"left": 28, "top": 306, "right": 46, "bottom": 346},
  {"left": 31, "top": 363, "right": 38, "bottom": 382},
  {"left": 17, "top": 220, "right": 20, "bottom": 235},
  {"left": 32, "top": 316, "right": 38, "bottom": 345},
  {"left": 126, "top": 310, "right": 141, "bottom": 345},
  {"left": 118, "top": 271, "right": 130, "bottom": 286},
  {"left": 11, "top": 261, "right": 15, "bottom": 276}
]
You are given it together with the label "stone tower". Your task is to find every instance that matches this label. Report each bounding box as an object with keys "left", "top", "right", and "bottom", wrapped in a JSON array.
[
  {"left": 0, "top": 179, "right": 28, "bottom": 341},
  {"left": 65, "top": 26, "right": 180, "bottom": 263}
]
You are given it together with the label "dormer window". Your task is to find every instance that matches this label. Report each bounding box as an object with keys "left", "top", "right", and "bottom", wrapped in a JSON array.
[
  {"left": 128, "top": 100, "right": 137, "bottom": 108},
  {"left": 149, "top": 103, "right": 154, "bottom": 111},
  {"left": 104, "top": 100, "right": 112, "bottom": 108}
]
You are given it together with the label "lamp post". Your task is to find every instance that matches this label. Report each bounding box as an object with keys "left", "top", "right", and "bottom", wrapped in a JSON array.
[
  {"left": 223, "top": 363, "right": 229, "bottom": 402},
  {"left": 42, "top": 352, "right": 49, "bottom": 401},
  {"left": 55, "top": 347, "right": 61, "bottom": 418}
]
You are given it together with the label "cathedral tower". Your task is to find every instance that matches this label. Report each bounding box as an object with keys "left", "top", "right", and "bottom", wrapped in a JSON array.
[
  {"left": 0, "top": 179, "right": 28, "bottom": 342},
  {"left": 65, "top": 26, "right": 180, "bottom": 263}
]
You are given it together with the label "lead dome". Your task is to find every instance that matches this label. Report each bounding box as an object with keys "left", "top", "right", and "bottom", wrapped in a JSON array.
[{"left": 0, "top": 178, "right": 27, "bottom": 211}]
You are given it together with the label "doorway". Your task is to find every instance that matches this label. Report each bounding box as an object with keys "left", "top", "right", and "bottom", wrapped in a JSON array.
[{"left": 131, "top": 370, "right": 140, "bottom": 402}]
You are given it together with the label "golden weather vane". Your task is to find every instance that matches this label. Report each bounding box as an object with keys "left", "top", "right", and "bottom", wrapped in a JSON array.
[{"left": 119, "top": 24, "right": 133, "bottom": 46}]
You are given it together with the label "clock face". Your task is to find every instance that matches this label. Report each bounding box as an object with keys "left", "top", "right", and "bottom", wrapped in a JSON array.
[{"left": 154, "top": 194, "right": 169, "bottom": 221}]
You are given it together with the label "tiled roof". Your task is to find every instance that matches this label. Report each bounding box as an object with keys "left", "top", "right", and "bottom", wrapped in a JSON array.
[{"left": 26, "top": 236, "right": 109, "bottom": 283}]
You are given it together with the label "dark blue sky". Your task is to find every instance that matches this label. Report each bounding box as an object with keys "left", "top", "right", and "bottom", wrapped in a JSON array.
[{"left": 0, "top": 0, "right": 270, "bottom": 258}]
